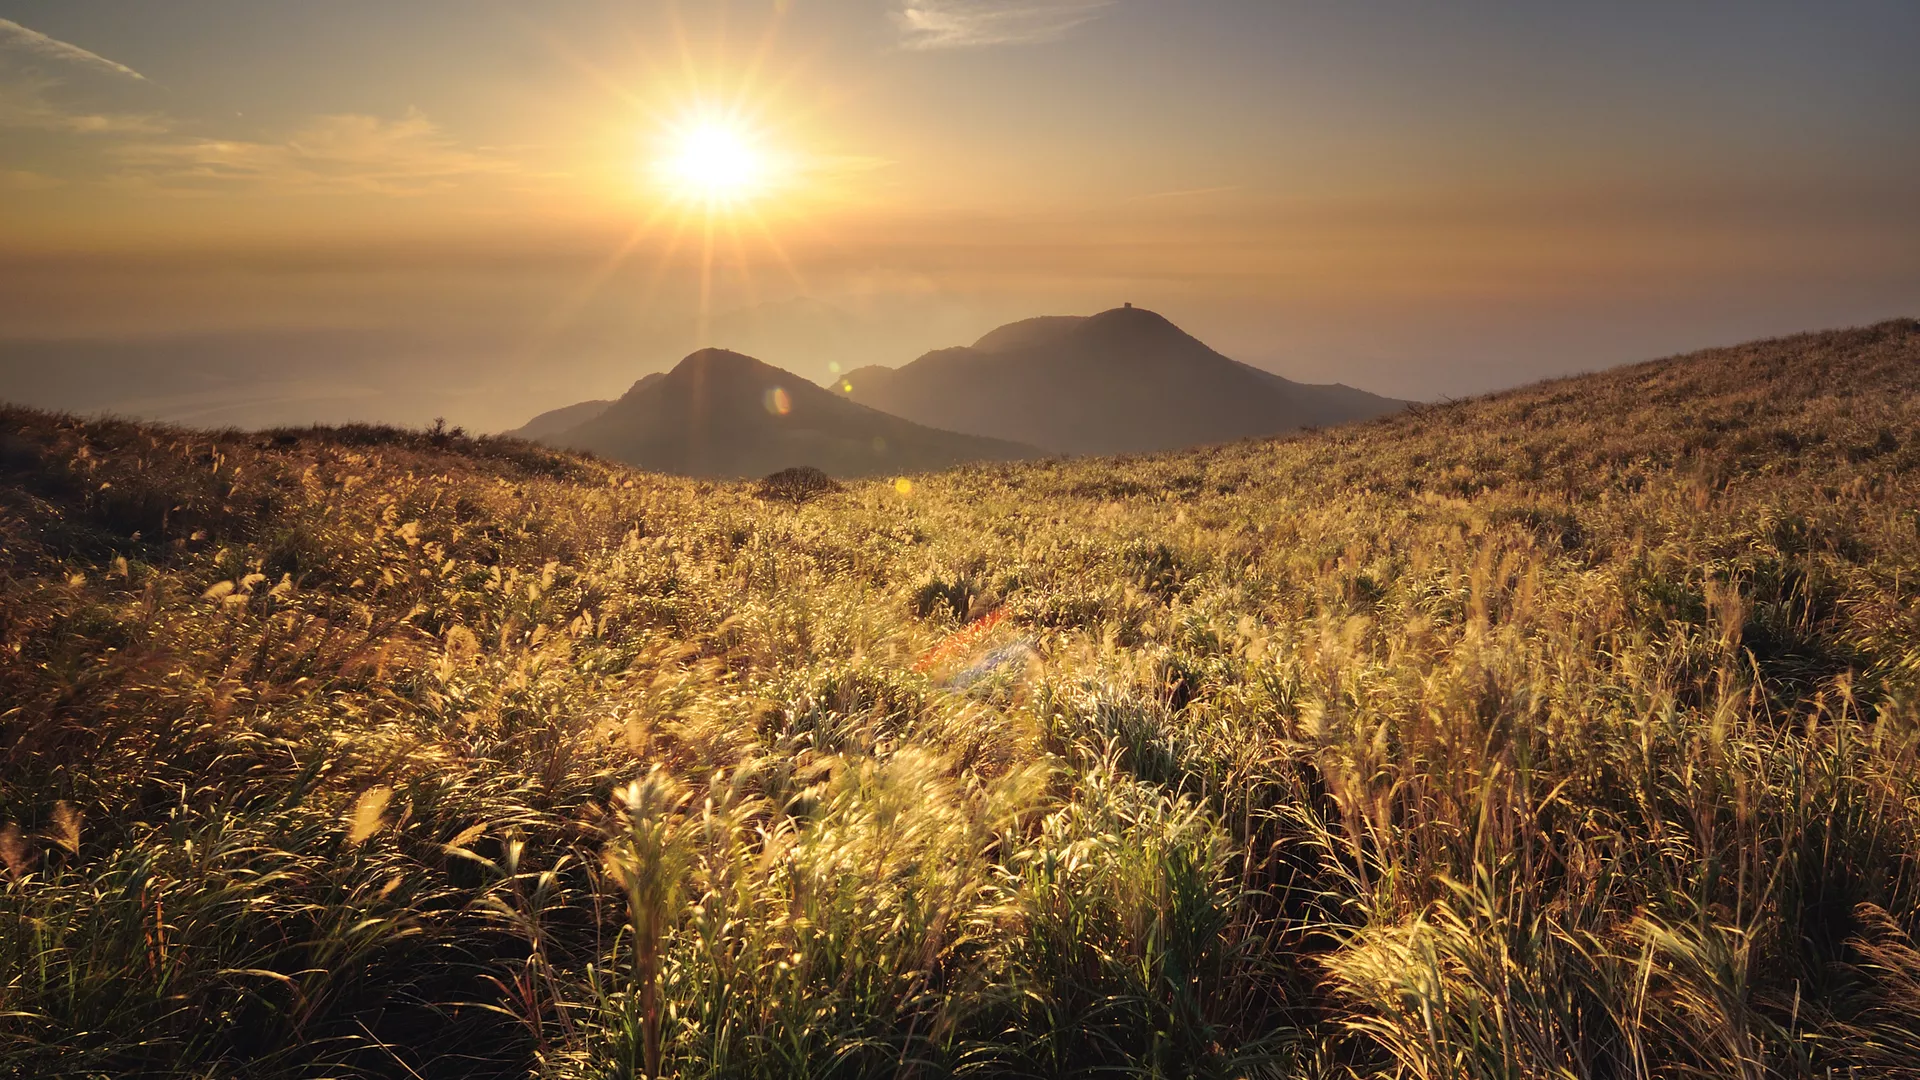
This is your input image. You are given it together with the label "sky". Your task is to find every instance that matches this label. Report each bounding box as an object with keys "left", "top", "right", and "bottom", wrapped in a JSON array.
[{"left": 0, "top": 0, "right": 1916, "bottom": 431}]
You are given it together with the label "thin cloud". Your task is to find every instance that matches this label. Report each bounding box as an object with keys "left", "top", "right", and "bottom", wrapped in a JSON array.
[
  {"left": 0, "top": 19, "right": 162, "bottom": 134},
  {"left": 894, "top": 1, "right": 1116, "bottom": 49},
  {"left": 0, "top": 72, "right": 168, "bottom": 133},
  {"left": 0, "top": 18, "right": 145, "bottom": 80},
  {"left": 110, "top": 110, "right": 528, "bottom": 196},
  {"left": 1125, "top": 185, "right": 1243, "bottom": 202},
  {"left": 0, "top": 168, "right": 64, "bottom": 190}
]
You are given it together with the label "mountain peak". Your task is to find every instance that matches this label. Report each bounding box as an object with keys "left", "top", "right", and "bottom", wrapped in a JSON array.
[
  {"left": 1082, "top": 304, "right": 1183, "bottom": 336},
  {"left": 658, "top": 348, "right": 795, "bottom": 396},
  {"left": 672, "top": 347, "right": 770, "bottom": 373},
  {"left": 520, "top": 346, "right": 1035, "bottom": 477},
  {"left": 844, "top": 306, "right": 1407, "bottom": 455}
]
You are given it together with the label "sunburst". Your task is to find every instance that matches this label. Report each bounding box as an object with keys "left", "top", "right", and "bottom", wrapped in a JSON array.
[
  {"left": 521, "top": 10, "right": 852, "bottom": 362},
  {"left": 652, "top": 113, "right": 774, "bottom": 208}
]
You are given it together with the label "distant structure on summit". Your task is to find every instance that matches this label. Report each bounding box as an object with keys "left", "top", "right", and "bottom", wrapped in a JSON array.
[{"left": 1123, "top": 302, "right": 1132, "bottom": 309}]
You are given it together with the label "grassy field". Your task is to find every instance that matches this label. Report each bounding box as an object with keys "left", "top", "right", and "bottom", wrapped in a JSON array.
[{"left": 3, "top": 319, "right": 1919, "bottom": 1078}]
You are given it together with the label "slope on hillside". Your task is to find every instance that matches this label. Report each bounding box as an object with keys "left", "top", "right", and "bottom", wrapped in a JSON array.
[
  {"left": 839, "top": 305, "right": 1408, "bottom": 455},
  {"left": 833, "top": 363, "right": 897, "bottom": 397},
  {"left": 3, "top": 320, "right": 1919, "bottom": 1077},
  {"left": 505, "top": 398, "right": 613, "bottom": 440},
  {"left": 968, "top": 314, "right": 1089, "bottom": 352},
  {"left": 503, "top": 372, "right": 668, "bottom": 440},
  {"left": 543, "top": 347, "right": 1036, "bottom": 477}
]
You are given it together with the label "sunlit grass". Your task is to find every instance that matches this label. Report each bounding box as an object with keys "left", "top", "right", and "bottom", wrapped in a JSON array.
[{"left": 2, "top": 321, "right": 1918, "bottom": 1076}]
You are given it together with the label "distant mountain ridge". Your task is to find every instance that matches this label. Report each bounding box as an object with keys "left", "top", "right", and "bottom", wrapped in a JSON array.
[
  {"left": 507, "top": 399, "right": 614, "bottom": 441},
  {"left": 531, "top": 348, "right": 1035, "bottom": 478},
  {"left": 507, "top": 305, "right": 1407, "bottom": 474},
  {"left": 836, "top": 305, "right": 1408, "bottom": 456},
  {"left": 504, "top": 373, "right": 665, "bottom": 441}
]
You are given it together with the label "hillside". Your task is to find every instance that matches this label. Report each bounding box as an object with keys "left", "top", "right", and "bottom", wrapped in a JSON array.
[
  {"left": 838, "top": 305, "right": 1408, "bottom": 454},
  {"left": 2, "top": 320, "right": 1919, "bottom": 1078},
  {"left": 504, "top": 374, "right": 663, "bottom": 440},
  {"left": 536, "top": 348, "right": 1036, "bottom": 477},
  {"left": 504, "top": 397, "right": 615, "bottom": 441}
]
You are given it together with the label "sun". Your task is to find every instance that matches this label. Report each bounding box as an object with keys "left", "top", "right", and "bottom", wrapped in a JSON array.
[{"left": 652, "top": 116, "right": 771, "bottom": 207}]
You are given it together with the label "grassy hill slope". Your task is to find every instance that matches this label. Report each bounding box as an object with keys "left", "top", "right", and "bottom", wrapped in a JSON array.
[{"left": 2, "top": 320, "right": 1919, "bottom": 1077}]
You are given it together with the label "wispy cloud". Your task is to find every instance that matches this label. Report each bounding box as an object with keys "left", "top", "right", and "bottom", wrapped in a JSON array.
[
  {"left": 0, "top": 19, "right": 511, "bottom": 198},
  {"left": 894, "top": 1, "right": 1116, "bottom": 50},
  {"left": 0, "top": 18, "right": 163, "bottom": 134},
  {"left": 0, "top": 18, "right": 145, "bottom": 80},
  {"left": 110, "top": 110, "right": 527, "bottom": 196},
  {"left": 1123, "top": 185, "right": 1242, "bottom": 203},
  {"left": 0, "top": 72, "right": 168, "bottom": 133}
]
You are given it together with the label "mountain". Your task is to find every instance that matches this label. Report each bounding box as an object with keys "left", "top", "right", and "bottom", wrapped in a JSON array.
[
  {"left": 836, "top": 305, "right": 1408, "bottom": 456},
  {"left": 503, "top": 374, "right": 667, "bottom": 440},
  {"left": 539, "top": 348, "right": 1036, "bottom": 477},
  {"left": 833, "top": 365, "right": 898, "bottom": 398},
  {"left": 507, "top": 399, "right": 614, "bottom": 441}
]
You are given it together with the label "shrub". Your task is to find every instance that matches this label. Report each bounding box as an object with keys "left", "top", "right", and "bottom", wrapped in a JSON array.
[{"left": 754, "top": 466, "right": 842, "bottom": 504}]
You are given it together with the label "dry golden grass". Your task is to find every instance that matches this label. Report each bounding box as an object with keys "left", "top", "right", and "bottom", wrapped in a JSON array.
[{"left": 1, "top": 319, "right": 1917, "bottom": 1078}]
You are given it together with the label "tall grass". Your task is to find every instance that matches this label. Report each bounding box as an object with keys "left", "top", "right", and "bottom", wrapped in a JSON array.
[{"left": 1, "top": 320, "right": 1918, "bottom": 1076}]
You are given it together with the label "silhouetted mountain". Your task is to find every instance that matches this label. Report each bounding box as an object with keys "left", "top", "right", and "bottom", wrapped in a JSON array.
[
  {"left": 837, "top": 306, "right": 1408, "bottom": 455},
  {"left": 833, "top": 365, "right": 897, "bottom": 397},
  {"left": 541, "top": 349, "right": 1036, "bottom": 478},
  {"left": 504, "top": 374, "right": 664, "bottom": 440},
  {"left": 970, "top": 315, "right": 1089, "bottom": 352},
  {"left": 507, "top": 399, "right": 613, "bottom": 441}
]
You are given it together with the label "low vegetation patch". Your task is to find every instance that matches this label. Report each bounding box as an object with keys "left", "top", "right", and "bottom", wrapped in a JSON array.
[{"left": 754, "top": 465, "right": 843, "bottom": 504}]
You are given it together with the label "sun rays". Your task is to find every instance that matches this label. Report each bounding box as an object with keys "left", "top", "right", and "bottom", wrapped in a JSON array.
[
  {"left": 514, "top": 5, "right": 850, "bottom": 363},
  {"left": 651, "top": 113, "right": 773, "bottom": 208}
]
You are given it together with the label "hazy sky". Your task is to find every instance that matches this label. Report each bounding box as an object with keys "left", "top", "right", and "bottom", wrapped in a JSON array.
[{"left": 2, "top": 1, "right": 1916, "bottom": 430}]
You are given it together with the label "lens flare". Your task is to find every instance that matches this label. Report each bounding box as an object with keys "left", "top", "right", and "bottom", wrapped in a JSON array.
[
  {"left": 762, "top": 386, "right": 791, "bottom": 415},
  {"left": 893, "top": 477, "right": 914, "bottom": 496}
]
